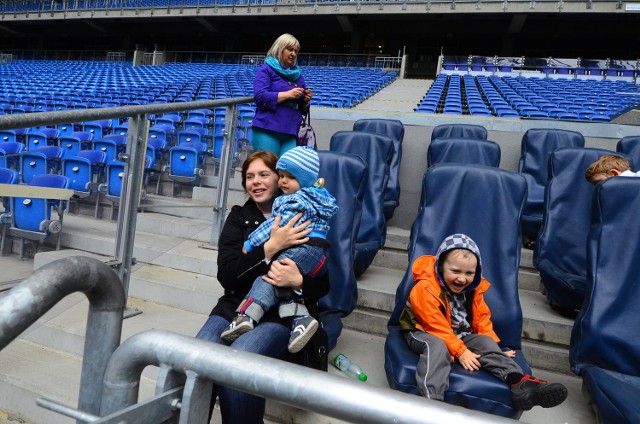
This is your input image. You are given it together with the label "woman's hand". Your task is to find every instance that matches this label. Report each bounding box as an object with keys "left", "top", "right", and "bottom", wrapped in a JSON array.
[
  {"left": 302, "top": 88, "right": 313, "bottom": 103},
  {"left": 458, "top": 349, "right": 481, "bottom": 371},
  {"left": 263, "top": 257, "right": 303, "bottom": 289},
  {"left": 289, "top": 87, "right": 305, "bottom": 101},
  {"left": 263, "top": 213, "right": 311, "bottom": 260}
]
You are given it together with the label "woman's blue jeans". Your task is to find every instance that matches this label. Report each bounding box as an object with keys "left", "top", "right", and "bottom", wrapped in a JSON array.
[{"left": 196, "top": 314, "right": 290, "bottom": 424}]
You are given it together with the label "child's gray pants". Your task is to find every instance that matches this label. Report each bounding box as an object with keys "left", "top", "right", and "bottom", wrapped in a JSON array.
[{"left": 404, "top": 331, "right": 523, "bottom": 400}]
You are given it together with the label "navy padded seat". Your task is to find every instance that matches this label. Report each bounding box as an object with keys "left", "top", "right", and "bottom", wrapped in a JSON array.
[
  {"left": 430, "top": 124, "right": 487, "bottom": 142},
  {"left": 329, "top": 131, "right": 393, "bottom": 277},
  {"left": 352, "top": 119, "right": 405, "bottom": 220},
  {"left": 427, "top": 137, "right": 501, "bottom": 168},
  {"left": 616, "top": 135, "right": 640, "bottom": 169},
  {"left": 570, "top": 177, "right": 640, "bottom": 424},
  {"left": 317, "top": 151, "right": 367, "bottom": 351},
  {"left": 518, "top": 128, "right": 585, "bottom": 242},
  {"left": 384, "top": 164, "right": 530, "bottom": 419},
  {"left": 534, "top": 148, "right": 630, "bottom": 313}
]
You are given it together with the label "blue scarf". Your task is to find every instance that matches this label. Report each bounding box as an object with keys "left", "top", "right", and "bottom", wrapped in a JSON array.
[{"left": 265, "top": 56, "right": 301, "bottom": 81}]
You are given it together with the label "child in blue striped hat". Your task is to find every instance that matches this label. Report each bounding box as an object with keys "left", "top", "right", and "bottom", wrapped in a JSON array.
[{"left": 221, "top": 146, "right": 338, "bottom": 353}]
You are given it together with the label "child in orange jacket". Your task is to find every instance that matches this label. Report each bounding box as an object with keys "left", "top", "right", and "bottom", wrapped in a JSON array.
[{"left": 399, "top": 233, "right": 567, "bottom": 410}]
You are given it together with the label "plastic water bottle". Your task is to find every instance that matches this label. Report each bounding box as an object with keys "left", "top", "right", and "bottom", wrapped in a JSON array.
[{"left": 332, "top": 353, "right": 367, "bottom": 382}]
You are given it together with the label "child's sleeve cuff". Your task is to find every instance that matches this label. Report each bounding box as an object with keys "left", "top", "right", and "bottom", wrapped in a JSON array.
[{"left": 243, "top": 240, "right": 254, "bottom": 253}]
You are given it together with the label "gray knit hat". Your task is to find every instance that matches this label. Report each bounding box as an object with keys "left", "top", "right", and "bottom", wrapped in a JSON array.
[{"left": 276, "top": 146, "right": 319, "bottom": 188}]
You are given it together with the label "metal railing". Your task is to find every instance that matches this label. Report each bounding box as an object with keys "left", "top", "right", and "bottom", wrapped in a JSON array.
[
  {"left": 0, "top": 96, "right": 251, "bottom": 297},
  {"left": 36, "top": 329, "right": 519, "bottom": 423},
  {"left": 0, "top": 256, "right": 125, "bottom": 417}
]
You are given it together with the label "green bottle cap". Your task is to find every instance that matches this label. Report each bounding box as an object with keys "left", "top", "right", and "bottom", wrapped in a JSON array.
[{"left": 359, "top": 373, "right": 368, "bottom": 382}]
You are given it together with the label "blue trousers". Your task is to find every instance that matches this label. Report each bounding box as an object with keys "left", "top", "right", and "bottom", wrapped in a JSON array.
[
  {"left": 196, "top": 314, "right": 290, "bottom": 424},
  {"left": 238, "top": 244, "right": 327, "bottom": 322}
]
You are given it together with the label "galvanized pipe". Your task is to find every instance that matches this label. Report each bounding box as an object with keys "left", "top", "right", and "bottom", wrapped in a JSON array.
[
  {"left": 101, "top": 330, "right": 519, "bottom": 424},
  {"left": 0, "top": 256, "right": 125, "bottom": 418},
  {"left": 210, "top": 104, "right": 239, "bottom": 247},
  {"left": 113, "top": 114, "right": 149, "bottom": 296},
  {"left": 0, "top": 97, "right": 253, "bottom": 131}
]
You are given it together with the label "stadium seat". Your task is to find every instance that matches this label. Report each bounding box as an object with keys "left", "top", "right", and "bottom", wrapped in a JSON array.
[
  {"left": 616, "top": 135, "right": 640, "bottom": 168},
  {"left": 0, "top": 167, "right": 19, "bottom": 253},
  {"left": 162, "top": 145, "right": 206, "bottom": 197},
  {"left": 384, "top": 163, "right": 530, "bottom": 419},
  {"left": 518, "top": 128, "right": 585, "bottom": 244},
  {"left": 2, "top": 174, "right": 69, "bottom": 259},
  {"left": 0, "top": 142, "right": 25, "bottom": 169},
  {"left": 61, "top": 151, "right": 107, "bottom": 218},
  {"left": 329, "top": 131, "right": 393, "bottom": 277},
  {"left": 430, "top": 124, "right": 487, "bottom": 142},
  {"left": 534, "top": 147, "right": 630, "bottom": 313},
  {"left": 352, "top": 118, "right": 405, "bottom": 220},
  {"left": 427, "top": 137, "right": 501, "bottom": 168},
  {"left": 570, "top": 176, "right": 640, "bottom": 424},
  {"left": 98, "top": 161, "right": 126, "bottom": 221},
  {"left": 317, "top": 150, "right": 367, "bottom": 351}
]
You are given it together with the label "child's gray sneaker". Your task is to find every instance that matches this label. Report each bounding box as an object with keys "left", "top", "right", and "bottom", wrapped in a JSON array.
[
  {"left": 288, "top": 316, "right": 319, "bottom": 353},
  {"left": 221, "top": 315, "right": 254, "bottom": 343}
]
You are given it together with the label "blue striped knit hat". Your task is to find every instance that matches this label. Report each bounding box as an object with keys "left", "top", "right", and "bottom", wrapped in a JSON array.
[{"left": 276, "top": 146, "right": 319, "bottom": 188}]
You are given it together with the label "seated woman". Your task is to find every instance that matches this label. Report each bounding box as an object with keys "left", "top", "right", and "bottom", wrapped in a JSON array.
[{"left": 196, "top": 150, "right": 330, "bottom": 424}]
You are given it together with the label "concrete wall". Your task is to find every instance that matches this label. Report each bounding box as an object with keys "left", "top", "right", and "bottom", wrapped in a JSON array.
[{"left": 311, "top": 109, "right": 631, "bottom": 230}]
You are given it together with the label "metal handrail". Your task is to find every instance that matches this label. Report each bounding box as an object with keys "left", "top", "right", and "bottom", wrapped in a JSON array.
[
  {"left": 98, "top": 329, "right": 520, "bottom": 424},
  {"left": 0, "top": 97, "right": 252, "bottom": 296},
  {"left": 0, "top": 256, "right": 125, "bottom": 417}
]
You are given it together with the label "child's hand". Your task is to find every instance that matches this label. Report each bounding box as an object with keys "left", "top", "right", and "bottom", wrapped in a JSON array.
[
  {"left": 458, "top": 349, "right": 481, "bottom": 371},
  {"left": 242, "top": 246, "right": 247, "bottom": 254},
  {"left": 503, "top": 349, "right": 516, "bottom": 358}
]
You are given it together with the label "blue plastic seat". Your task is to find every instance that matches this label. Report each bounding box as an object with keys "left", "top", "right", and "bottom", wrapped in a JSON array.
[
  {"left": 384, "top": 163, "right": 529, "bottom": 419},
  {"left": 163, "top": 146, "right": 205, "bottom": 197},
  {"left": 534, "top": 147, "right": 630, "bottom": 313},
  {"left": 518, "top": 128, "right": 585, "bottom": 243},
  {"left": 4, "top": 174, "right": 69, "bottom": 258},
  {"left": 61, "top": 151, "right": 106, "bottom": 218},
  {"left": 427, "top": 137, "right": 501, "bottom": 168},
  {"left": 98, "top": 161, "right": 125, "bottom": 220},
  {"left": 83, "top": 120, "right": 112, "bottom": 138},
  {"left": 317, "top": 150, "right": 367, "bottom": 351},
  {"left": 330, "top": 131, "right": 394, "bottom": 277},
  {"left": 352, "top": 119, "right": 405, "bottom": 220},
  {"left": 431, "top": 124, "right": 487, "bottom": 142},
  {"left": 570, "top": 176, "right": 640, "bottom": 424},
  {"left": 0, "top": 142, "right": 25, "bottom": 169}
]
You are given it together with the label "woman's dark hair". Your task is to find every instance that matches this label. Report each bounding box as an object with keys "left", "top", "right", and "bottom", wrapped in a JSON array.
[{"left": 241, "top": 150, "right": 279, "bottom": 191}]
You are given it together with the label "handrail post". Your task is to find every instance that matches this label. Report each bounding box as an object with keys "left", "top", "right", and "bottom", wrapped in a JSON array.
[
  {"left": 114, "top": 113, "right": 148, "bottom": 298},
  {"left": 210, "top": 104, "right": 239, "bottom": 248},
  {"left": 0, "top": 256, "right": 125, "bottom": 418}
]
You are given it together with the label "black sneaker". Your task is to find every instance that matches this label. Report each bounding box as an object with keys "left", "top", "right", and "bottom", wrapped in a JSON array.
[
  {"left": 511, "top": 374, "right": 568, "bottom": 410},
  {"left": 287, "top": 316, "right": 318, "bottom": 353},
  {"left": 220, "top": 315, "right": 254, "bottom": 343}
]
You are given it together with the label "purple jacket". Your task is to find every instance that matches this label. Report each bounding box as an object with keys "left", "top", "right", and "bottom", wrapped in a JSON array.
[{"left": 252, "top": 63, "right": 307, "bottom": 136}]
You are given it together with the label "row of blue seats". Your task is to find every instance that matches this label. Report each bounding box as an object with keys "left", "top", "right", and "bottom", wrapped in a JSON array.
[
  {"left": 0, "top": 61, "right": 396, "bottom": 112},
  {"left": 416, "top": 73, "right": 640, "bottom": 121}
]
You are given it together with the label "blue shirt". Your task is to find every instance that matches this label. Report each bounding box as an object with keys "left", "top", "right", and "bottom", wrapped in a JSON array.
[{"left": 243, "top": 186, "right": 338, "bottom": 252}]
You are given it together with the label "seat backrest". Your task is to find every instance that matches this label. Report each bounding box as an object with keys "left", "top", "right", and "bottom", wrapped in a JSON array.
[
  {"left": 329, "top": 131, "right": 393, "bottom": 248},
  {"left": 62, "top": 156, "right": 93, "bottom": 192},
  {"left": 0, "top": 167, "right": 18, "bottom": 184},
  {"left": 59, "top": 135, "right": 82, "bottom": 158},
  {"left": 570, "top": 177, "right": 640, "bottom": 377},
  {"left": 93, "top": 139, "right": 119, "bottom": 163},
  {"left": 353, "top": 119, "right": 405, "bottom": 214},
  {"left": 105, "top": 161, "right": 125, "bottom": 197},
  {"left": 77, "top": 149, "right": 108, "bottom": 165},
  {"left": 389, "top": 164, "right": 527, "bottom": 349},
  {"left": 616, "top": 135, "right": 640, "bottom": 170},
  {"left": 30, "top": 173, "right": 69, "bottom": 189},
  {"left": 431, "top": 124, "right": 487, "bottom": 142},
  {"left": 19, "top": 151, "right": 47, "bottom": 184},
  {"left": 533, "top": 147, "right": 630, "bottom": 310},
  {"left": 317, "top": 150, "right": 367, "bottom": 348},
  {"left": 427, "top": 137, "right": 501, "bottom": 168},
  {"left": 518, "top": 128, "right": 585, "bottom": 202},
  {"left": 169, "top": 146, "right": 200, "bottom": 177}
]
